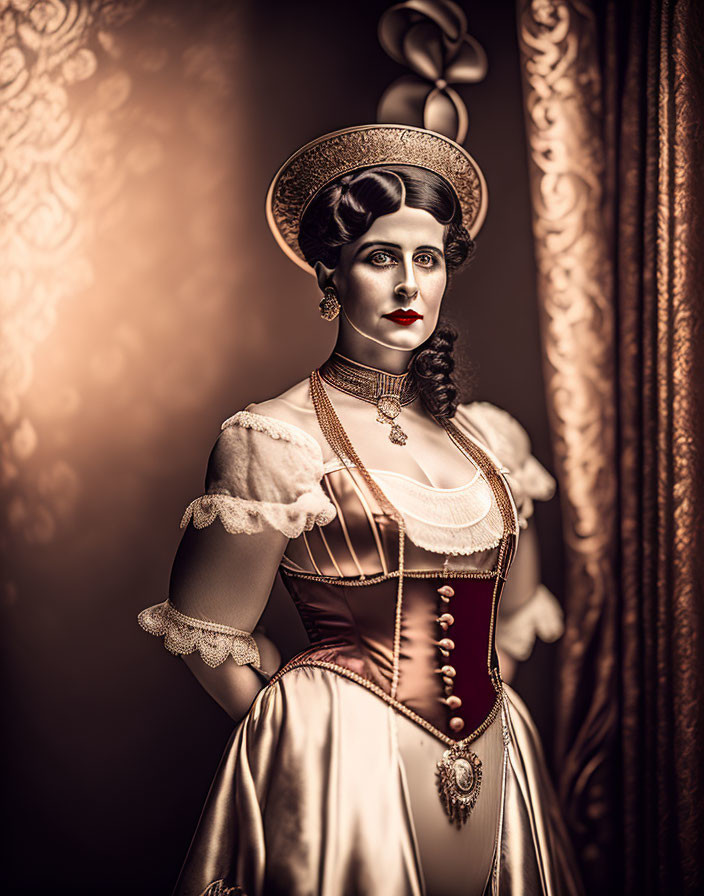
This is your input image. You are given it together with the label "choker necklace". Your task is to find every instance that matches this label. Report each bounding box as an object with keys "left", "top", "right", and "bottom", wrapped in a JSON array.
[{"left": 319, "top": 352, "right": 418, "bottom": 445}]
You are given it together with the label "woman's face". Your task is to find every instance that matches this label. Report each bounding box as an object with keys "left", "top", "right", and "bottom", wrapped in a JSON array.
[{"left": 329, "top": 204, "right": 448, "bottom": 352}]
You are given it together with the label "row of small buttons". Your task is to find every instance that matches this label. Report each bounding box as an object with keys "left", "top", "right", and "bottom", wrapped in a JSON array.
[{"left": 434, "top": 584, "right": 465, "bottom": 733}]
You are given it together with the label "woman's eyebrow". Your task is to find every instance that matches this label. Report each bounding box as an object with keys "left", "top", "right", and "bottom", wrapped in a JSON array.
[
  {"left": 354, "top": 240, "right": 401, "bottom": 257},
  {"left": 354, "top": 241, "right": 445, "bottom": 257}
]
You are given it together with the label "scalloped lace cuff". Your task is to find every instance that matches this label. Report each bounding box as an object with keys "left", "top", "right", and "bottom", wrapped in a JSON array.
[
  {"left": 495, "top": 583, "right": 564, "bottom": 661},
  {"left": 137, "top": 600, "right": 261, "bottom": 668}
]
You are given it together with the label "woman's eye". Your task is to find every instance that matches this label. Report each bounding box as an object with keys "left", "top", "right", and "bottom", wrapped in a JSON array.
[
  {"left": 414, "top": 253, "right": 436, "bottom": 268},
  {"left": 368, "top": 251, "right": 397, "bottom": 266}
]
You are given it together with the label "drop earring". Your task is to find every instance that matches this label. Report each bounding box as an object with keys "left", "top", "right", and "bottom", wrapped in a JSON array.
[{"left": 319, "top": 286, "right": 340, "bottom": 321}]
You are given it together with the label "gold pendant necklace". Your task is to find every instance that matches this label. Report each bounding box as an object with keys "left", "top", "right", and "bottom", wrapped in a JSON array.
[{"left": 318, "top": 352, "right": 418, "bottom": 445}]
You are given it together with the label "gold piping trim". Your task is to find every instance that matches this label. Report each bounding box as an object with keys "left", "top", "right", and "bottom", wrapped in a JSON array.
[
  {"left": 489, "top": 720, "right": 510, "bottom": 891},
  {"left": 279, "top": 566, "right": 497, "bottom": 585},
  {"left": 487, "top": 539, "right": 508, "bottom": 672},
  {"left": 268, "top": 657, "right": 503, "bottom": 748},
  {"left": 316, "top": 524, "right": 344, "bottom": 578},
  {"left": 282, "top": 566, "right": 497, "bottom": 588},
  {"left": 339, "top": 466, "right": 390, "bottom": 576},
  {"left": 280, "top": 553, "right": 307, "bottom": 573},
  {"left": 324, "top": 475, "right": 366, "bottom": 578},
  {"left": 301, "top": 530, "right": 323, "bottom": 576}
]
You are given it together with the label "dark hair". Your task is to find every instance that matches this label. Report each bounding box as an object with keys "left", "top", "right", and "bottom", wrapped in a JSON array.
[{"left": 299, "top": 166, "right": 475, "bottom": 418}]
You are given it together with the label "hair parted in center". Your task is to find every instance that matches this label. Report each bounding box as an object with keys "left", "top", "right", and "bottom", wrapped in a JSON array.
[{"left": 298, "top": 165, "right": 476, "bottom": 419}]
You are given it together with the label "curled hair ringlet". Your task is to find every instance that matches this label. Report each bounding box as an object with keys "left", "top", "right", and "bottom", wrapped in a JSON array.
[
  {"left": 409, "top": 322, "right": 463, "bottom": 419},
  {"left": 299, "top": 165, "right": 476, "bottom": 419}
]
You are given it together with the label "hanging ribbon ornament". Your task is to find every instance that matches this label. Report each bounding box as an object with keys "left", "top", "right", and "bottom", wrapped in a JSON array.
[{"left": 377, "top": 0, "right": 487, "bottom": 145}]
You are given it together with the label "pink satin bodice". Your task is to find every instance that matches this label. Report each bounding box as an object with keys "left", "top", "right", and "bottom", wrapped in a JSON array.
[{"left": 274, "top": 426, "right": 519, "bottom": 744}]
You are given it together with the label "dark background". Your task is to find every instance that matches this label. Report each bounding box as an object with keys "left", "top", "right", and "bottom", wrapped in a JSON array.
[{"left": 0, "top": 1, "right": 564, "bottom": 892}]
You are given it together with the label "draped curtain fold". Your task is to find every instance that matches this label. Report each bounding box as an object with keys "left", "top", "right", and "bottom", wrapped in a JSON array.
[{"left": 516, "top": 0, "right": 704, "bottom": 893}]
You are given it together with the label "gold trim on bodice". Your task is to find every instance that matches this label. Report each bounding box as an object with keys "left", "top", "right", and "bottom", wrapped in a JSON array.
[{"left": 269, "top": 655, "right": 504, "bottom": 749}]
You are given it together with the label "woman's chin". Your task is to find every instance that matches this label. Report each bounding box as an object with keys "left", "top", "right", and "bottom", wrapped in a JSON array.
[
  {"left": 377, "top": 326, "right": 432, "bottom": 351},
  {"left": 340, "top": 316, "right": 436, "bottom": 353}
]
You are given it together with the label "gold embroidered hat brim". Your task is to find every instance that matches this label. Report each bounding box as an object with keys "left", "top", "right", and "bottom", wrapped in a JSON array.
[{"left": 265, "top": 124, "right": 488, "bottom": 273}]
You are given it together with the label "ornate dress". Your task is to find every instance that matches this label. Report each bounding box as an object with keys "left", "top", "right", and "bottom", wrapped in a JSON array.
[{"left": 139, "top": 379, "right": 583, "bottom": 896}]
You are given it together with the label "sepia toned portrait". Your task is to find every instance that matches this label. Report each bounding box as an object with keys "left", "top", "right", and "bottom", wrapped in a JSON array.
[{"left": 2, "top": 1, "right": 703, "bottom": 894}]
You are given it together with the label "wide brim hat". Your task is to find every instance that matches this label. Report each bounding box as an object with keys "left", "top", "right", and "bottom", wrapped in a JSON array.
[{"left": 265, "top": 123, "right": 488, "bottom": 274}]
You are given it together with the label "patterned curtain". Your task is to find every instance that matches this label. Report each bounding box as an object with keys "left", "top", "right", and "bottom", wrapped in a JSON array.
[{"left": 516, "top": 1, "right": 704, "bottom": 893}]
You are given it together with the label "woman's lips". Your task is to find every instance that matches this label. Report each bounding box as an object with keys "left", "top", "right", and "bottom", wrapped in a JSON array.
[{"left": 382, "top": 309, "right": 424, "bottom": 326}]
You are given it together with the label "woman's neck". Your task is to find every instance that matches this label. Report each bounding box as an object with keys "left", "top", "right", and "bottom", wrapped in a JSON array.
[{"left": 332, "top": 329, "right": 413, "bottom": 375}]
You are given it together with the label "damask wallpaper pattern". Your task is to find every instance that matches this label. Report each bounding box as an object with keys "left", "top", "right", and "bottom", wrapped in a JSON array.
[{"left": 1, "top": 0, "right": 252, "bottom": 562}]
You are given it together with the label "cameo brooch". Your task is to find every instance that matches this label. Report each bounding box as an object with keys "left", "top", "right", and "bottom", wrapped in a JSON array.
[{"left": 436, "top": 742, "right": 483, "bottom": 827}]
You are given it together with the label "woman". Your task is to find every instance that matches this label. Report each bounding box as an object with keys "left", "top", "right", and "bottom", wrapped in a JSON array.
[{"left": 139, "top": 125, "right": 583, "bottom": 895}]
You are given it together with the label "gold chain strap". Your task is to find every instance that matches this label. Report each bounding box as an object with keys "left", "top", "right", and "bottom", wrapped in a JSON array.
[
  {"left": 439, "top": 417, "right": 518, "bottom": 567},
  {"left": 310, "top": 370, "right": 403, "bottom": 522},
  {"left": 310, "top": 370, "right": 407, "bottom": 700}
]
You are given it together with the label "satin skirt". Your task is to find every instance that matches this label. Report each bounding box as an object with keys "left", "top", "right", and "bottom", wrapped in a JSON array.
[{"left": 173, "top": 668, "right": 584, "bottom": 896}]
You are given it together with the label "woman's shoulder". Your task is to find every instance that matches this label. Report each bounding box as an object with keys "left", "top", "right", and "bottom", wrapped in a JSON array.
[
  {"left": 242, "top": 377, "right": 326, "bottom": 454},
  {"left": 182, "top": 377, "right": 336, "bottom": 538},
  {"left": 212, "top": 376, "right": 325, "bottom": 470}
]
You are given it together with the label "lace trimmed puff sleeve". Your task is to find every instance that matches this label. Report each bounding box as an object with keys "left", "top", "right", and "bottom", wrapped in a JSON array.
[
  {"left": 455, "top": 401, "right": 565, "bottom": 662},
  {"left": 180, "top": 410, "right": 336, "bottom": 539},
  {"left": 137, "top": 410, "right": 336, "bottom": 668}
]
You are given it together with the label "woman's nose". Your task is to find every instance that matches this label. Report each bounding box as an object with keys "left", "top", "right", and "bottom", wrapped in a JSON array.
[{"left": 394, "top": 258, "right": 419, "bottom": 302}]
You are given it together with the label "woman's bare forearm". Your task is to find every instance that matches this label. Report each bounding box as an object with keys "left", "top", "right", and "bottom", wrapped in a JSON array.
[
  {"left": 181, "top": 630, "right": 282, "bottom": 723},
  {"left": 167, "top": 519, "right": 288, "bottom": 723}
]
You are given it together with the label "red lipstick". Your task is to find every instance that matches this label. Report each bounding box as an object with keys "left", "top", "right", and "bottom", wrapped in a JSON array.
[{"left": 382, "top": 309, "right": 423, "bottom": 326}]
